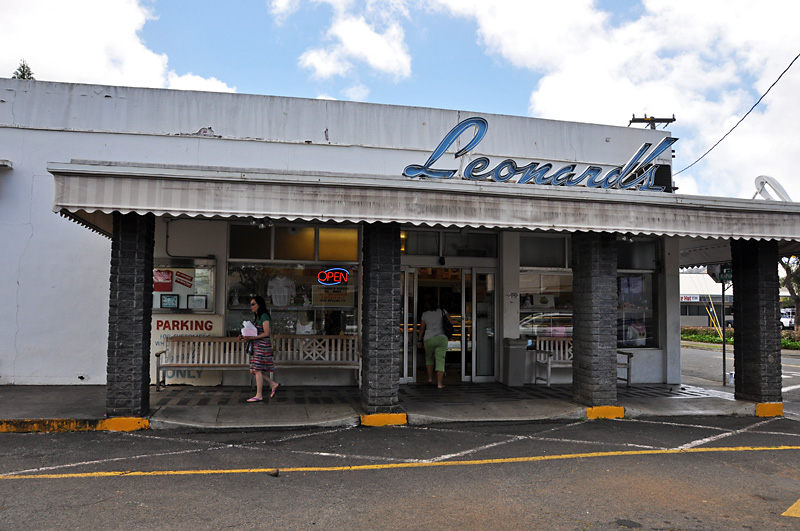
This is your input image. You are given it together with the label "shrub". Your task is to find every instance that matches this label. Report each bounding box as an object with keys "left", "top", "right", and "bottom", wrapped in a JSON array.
[
  {"left": 681, "top": 327, "right": 800, "bottom": 349},
  {"left": 681, "top": 327, "right": 731, "bottom": 344}
]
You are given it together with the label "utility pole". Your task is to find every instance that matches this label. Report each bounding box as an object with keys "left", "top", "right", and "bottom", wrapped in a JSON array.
[
  {"left": 720, "top": 266, "right": 733, "bottom": 386},
  {"left": 628, "top": 114, "right": 676, "bottom": 129}
]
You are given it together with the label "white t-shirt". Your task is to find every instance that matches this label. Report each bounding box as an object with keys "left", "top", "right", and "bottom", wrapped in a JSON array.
[
  {"left": 421, "top": 309, "right": 448, "bottom": 341},
  {"left": 268, "top": 275, "right": 296, "bottom": 307},
  {"left": 296, "top": 320, "right": 314, "bottom": 335}
]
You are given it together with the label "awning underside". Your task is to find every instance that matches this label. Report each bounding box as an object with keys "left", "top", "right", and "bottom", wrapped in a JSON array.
[{"left": 50, "top": 161, "right": 800, "bottom": 265}]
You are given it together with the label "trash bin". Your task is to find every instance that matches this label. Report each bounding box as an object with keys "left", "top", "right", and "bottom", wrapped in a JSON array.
[{"left": 503, "top": 338, "right": 528, "bottom": 387}]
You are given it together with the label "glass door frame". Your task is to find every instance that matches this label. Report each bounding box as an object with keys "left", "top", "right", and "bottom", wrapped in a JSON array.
[
  {"left": 470, "top": 267, "right": 498, "bottom": 383},
  {"left": 400, "top": 265, "right": 498, "bottom": 384},
  {"left": 400, "top": 267, "right": 418, "bottom": 384}
]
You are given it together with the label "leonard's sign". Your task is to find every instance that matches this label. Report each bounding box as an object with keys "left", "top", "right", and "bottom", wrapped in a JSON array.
[{"left": 403, "top": 117, "right": 678, "bottom": 192}]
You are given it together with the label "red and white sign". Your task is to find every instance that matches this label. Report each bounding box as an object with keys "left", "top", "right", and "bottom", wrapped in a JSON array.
[
  {"left": 175, "top": 271, "right": 194, "bottom": 289},
  {"left": 154, "top": 270, "right": 173, "bottom": 292}
]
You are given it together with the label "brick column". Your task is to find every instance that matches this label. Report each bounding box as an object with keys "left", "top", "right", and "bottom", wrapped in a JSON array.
[
  {"left": 571, "top": 233, "right": 619, "bottom": 406},
  {"left": 360, "top": 223, "right": 402, "bottom": 414},
  {"left": 107, "top": 212, "right": 154, "bottom": 417},
  {"left": 731, "top": 239, "right": 782, "bottom": 403}
]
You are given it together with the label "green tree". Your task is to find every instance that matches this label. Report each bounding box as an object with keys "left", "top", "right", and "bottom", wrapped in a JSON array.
[{"left": 11, "top": 60, "right": 34, "bottom": 80}]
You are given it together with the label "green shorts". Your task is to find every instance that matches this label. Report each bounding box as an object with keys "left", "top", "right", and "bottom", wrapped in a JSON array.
[{"left": 424, "top": 335, "right": 448, "bottom": 372}]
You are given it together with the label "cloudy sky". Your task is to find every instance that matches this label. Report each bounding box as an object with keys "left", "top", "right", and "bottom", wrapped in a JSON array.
[{"left": 2, "top": 0, "right": 798, "bottom": 200}]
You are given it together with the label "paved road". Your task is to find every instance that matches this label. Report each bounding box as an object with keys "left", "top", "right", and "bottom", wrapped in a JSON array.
[
  {"left": 3, "top": 416, "right": 800, "bottom": 530},
  {"left": 681, "top": 345, "right": 800, "bottom": 418}
]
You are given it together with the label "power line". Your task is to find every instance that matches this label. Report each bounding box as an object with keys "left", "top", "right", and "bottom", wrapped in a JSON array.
[{"left": 675, "top": 51, "right": 800, "bottom": 176}]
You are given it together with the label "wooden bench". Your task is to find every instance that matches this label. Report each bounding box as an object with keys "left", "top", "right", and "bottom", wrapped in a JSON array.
[
  {"left": 532, "top": 337, "right": 573, "bottom": 387},
  {"left": 155, "top": 334, "right": 360, "bottom": 391},
  {"left": 531, "top": 338, "right": 634, "bottom": 387},
  {"left": 616, "top": 350, "right": 633, "bottom": 387}
]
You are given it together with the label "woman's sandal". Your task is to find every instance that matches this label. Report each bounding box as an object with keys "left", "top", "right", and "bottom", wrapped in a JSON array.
[
  {"left": 247, "top": 397, "right": 263, "bottom": 403},
  {"left": 270, "top": 384, "right": 280, "bottom": 398}
]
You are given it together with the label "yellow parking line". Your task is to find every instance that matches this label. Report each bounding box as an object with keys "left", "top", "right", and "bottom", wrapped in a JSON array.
[
  {"left": 784, "top": 499, "right": 800, "bottom": 517},
  {"left": 3, "top": 445, "right": 800, "bottom": 480}
]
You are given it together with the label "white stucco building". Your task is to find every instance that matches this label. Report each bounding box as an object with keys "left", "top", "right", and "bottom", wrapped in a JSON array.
[{"left": 1, "top": 78, "right": 797, "bottom": 417}]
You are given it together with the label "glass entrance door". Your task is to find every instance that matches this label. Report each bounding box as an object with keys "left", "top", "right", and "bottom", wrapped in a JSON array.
[{"left": 401, "top": 267, "right": 496, "bottom": 383}]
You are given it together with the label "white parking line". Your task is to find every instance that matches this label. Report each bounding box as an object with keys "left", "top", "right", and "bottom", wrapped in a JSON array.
[
  {"left": 1, "top": 446, "right": 227, "bottom": 477},
  {"left": 676, "top": 418, "right": 777, "bottom": 450},
  {"left": 288, "top": 450, "right": 422, "bottom": 463},
  {"left": 427, "top": 436, "right": 525, "bottom": 462}
]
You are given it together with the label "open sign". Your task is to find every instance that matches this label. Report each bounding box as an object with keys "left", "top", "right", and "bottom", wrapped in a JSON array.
[{"left": 318, "top": 268, "right": 350, "bottom": 285}]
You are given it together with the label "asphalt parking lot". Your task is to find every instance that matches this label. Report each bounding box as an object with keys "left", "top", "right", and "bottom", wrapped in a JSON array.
[{"left": 3, "top": 416, "right": 800, "bottom": 530}]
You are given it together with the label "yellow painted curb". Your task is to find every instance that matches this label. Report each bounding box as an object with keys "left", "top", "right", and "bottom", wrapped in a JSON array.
[
  {"left": 360, "top": 413, "right": 408, "bottom": 426},
  {"left": 586, "top": 406, "right": 625, "bottom": 419},
  {"left": 756, "top": 402, "right": 783, "bottom": 417},
  {"left": 0, "top": 417, "right": 149, "bottom": 433}
]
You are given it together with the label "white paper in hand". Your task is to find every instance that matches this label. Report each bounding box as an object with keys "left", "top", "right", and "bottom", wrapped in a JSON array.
[{"left": 241, "top": 321, "right": 258, "bottom": 337}]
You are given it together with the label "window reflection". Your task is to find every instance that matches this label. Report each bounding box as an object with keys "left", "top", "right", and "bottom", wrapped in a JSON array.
[
  {"left": 519, "top": 271, "right": 573, "bottom": 339},
  {"left": 618, "top": 273, "right": 658, "bottom": 348}
]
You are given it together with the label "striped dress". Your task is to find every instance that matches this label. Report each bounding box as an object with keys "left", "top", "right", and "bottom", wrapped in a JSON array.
[{"left": 249, "top": 313, "right": 274, "bottom": 373}]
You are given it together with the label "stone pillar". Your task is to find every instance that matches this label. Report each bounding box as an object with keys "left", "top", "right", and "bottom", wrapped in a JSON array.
[
  {"left": 731, "top": 239, "right": 782, "bottom": 403},
  {"left": 107, "top": 212, "right": 154, "bottom": 417},
  {"left": 571, "top": 233, "right": 618, "bottom": 406},
  {"left": 360, "top": 223, "right": 403, "bottom": 414}
]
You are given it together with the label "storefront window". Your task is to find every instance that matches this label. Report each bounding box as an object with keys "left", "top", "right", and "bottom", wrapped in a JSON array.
[
  {"left": 519, "top": 271, "right": 573, "bottom": 339},
  {"left": 319, "top": 227, "right": 359, "bottom": 261},
  {"left": 617, "top": 239, "right": 658, "bottom": 270},
  {"left": 229, "top": 225, "right": 271, "bottom": 259},
  {"left": 520, "top": 235, "right": 567, "bottom": 268},
  {"left": 402, "top": 231, "right": 438, "bottom": 255},
  {"left": 519, "top": 268, "right": 659, "bottom": 348},
  {"left": 401, "top": 229, "right": 497, "bottom": 257},
  {"left": 226, "top": 264, "right": 358, "bottom": 337},
  {"left": 229, "top": 223, "right": 358, "bottom": 261},
  {"left": 442, "top": 231, "right": 497, "bottom": 258},
  {"left": 274, "top": 226, "right": 315, "bottom": 260},
  {"left": 618, "top": 273, "right": 658, "bottom": 348}
]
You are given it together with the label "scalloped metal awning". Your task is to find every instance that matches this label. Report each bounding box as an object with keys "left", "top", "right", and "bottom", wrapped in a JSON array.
[{"left": 49, "top": 161, "right": 800, "bottom": 266}]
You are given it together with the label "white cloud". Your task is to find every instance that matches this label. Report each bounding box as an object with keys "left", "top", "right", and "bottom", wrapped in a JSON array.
[
  {"left": 329, "top": 15, "right": 410, "bottom": 78},
  {"left": 316, "top": 0, "right": 356, "bottom": 16},
  {"left": 295, "top": 2, "right": 412, "bottom": 80},
  {"left": 343, "top": 83, "right": 369, "bottom": 101},
  {"left": 167, "top": 72, "right": 236, "bottom": 93},
  {"left": 300, "top": 48, "right": 354, "bottom": 78},
  {"left": 0, "top": 0, "right": 234, "bottom": 92},
  {"left": 269, "top": 0, "right": 301, "bottom": 24},
  {"left": 430, "top": 0, "right": 800, "bottom": 200}
]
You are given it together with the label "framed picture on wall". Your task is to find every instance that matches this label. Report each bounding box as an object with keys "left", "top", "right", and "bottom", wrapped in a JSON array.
[
  {"left": 160, "top": 294, "right": 179, "bottom": 309},
  {"left": 187, "top": 294, "right": 207, "bottom": 309}
]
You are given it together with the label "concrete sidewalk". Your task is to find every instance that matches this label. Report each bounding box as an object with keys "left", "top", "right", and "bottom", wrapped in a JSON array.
[{"left": 0, "top": 379, "right": 766, "bottom": 432}]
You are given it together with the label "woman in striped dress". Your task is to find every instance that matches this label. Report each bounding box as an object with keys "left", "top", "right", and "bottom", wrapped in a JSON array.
[{"left": 242, "top": 295, "right": 280, "bottom": 402}]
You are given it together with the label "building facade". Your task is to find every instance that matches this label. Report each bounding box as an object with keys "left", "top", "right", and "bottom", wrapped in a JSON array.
[{"left": 1, "top": 79, "right": 796, "bottom": 417}]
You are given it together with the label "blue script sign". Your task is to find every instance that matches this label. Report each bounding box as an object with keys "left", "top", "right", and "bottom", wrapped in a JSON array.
[{"left": 403, "top": 117, "right": 678, "bottom": 192}]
